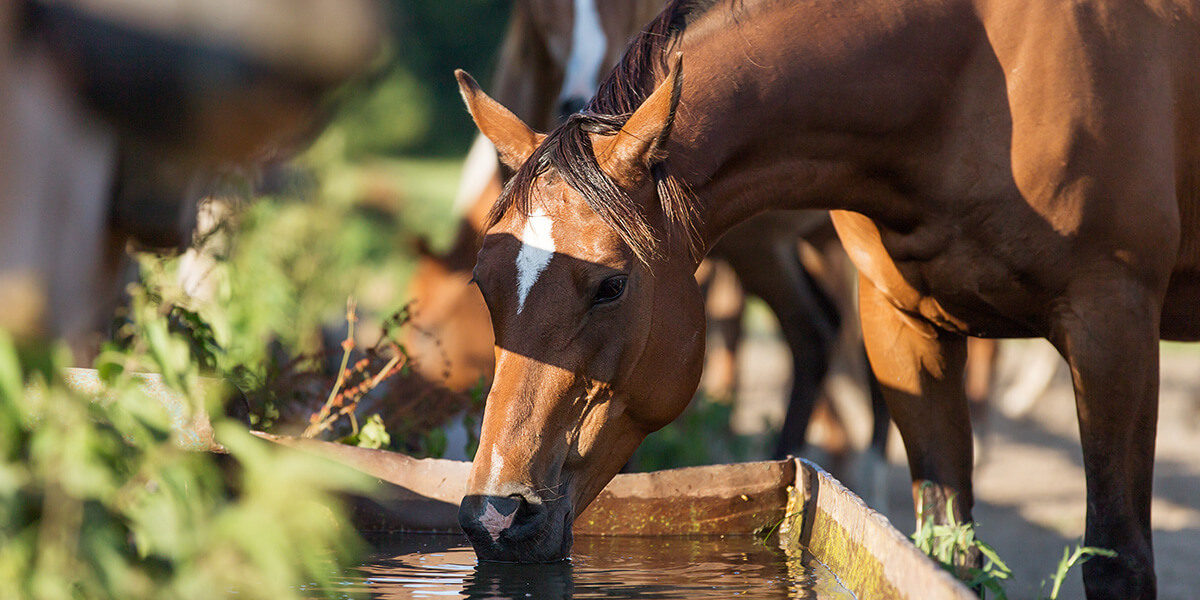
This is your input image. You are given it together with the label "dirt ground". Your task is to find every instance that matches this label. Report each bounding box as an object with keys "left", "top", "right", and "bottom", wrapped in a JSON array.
[{"left": 733, "top": 333, "right": 1200, "bottom": 600}]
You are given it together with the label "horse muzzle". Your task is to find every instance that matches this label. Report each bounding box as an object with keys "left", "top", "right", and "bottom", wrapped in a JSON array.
[{"left": 459, "top": 491, "right": 574, "bottom": 562}]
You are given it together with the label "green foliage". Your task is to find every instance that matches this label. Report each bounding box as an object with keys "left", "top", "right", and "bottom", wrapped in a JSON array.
[
  {"left": 910, "top": 483, "right": 1118, "bottom": 600},
  {"left": 0, "top": 296, "right": 370, "bottom": 600},
  {"left": 316, "top": 0, "right": 512, "bottom": 158},
  {"left": 0, "top": 7, "right": 526, "bottom": 592},
  {"left": 384, "top": 0, "right": 513, "bottom": 156},
  {"left": 328, "top": 64, "right": 434, "bottom": 159},
  {"left": 343, "top": 414, "right": 393, "bottom": 450},
  {"left": 910, "top": 495, "right": 1012, "bottom": 599},
  {"left": 1038, "top": 544, "right": 1117, "bottom": 600}
]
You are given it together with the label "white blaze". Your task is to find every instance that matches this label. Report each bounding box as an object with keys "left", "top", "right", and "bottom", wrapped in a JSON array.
[
  {"left": 486, "top": 445, "right": 506, "bottom": 492},
  {"left": 515, "top": 209, "right": 555, "bottom": 314},
  {"left": 558, "top": 0, "right": 607, "bottom": 109}
]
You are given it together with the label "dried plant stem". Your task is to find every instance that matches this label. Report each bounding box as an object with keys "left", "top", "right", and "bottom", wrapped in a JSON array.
[
  {"left": 303, "top": 298, "right": 408, "bottom": 439},
  {"left": 303, "top": 298, "right": 357, "bottom": 438}
]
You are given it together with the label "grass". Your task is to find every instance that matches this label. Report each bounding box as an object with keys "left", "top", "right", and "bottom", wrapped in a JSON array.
[{"left": 910, "top": 484, "right": 1116, "bottom": 600}]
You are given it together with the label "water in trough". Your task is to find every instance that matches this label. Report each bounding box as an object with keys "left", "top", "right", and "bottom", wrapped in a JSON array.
[{"left": 316, "top": 533, "right": 855, "bottom": 599}]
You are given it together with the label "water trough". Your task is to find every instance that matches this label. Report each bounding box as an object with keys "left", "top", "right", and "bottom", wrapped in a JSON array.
[
  {"left": 258, "top": 434, "right": 975, "bottom": 600},
  {"left": 58, "top": 368, "right": 973, "bottom": 599}
]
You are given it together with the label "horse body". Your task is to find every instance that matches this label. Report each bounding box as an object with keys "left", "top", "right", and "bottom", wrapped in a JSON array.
[
  {"left": 413, "top": 0, "right": 884, "bottom": 467},
  {"left": 458, "top": 0, "right": 1197, "bottom": 596}
]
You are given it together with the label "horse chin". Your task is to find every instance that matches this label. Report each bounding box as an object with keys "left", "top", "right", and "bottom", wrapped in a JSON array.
[{"left": 459, "top": 493, "right": 574, "bottom": 563}]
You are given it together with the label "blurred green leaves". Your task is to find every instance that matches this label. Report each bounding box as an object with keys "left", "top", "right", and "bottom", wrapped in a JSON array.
[
  {"left": 322, "top": 0, "right": 512, "bottom": 158},
  {"left": 0, "top": 296, "right": 370, "bottom": 600},
  {"left": 0, "top": 3, "right": 526, "bottom": 595}
]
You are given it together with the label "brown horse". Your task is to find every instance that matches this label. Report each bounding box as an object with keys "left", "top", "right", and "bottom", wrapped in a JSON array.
[
  {"left": 454, "top": 0, "right": 1200, "bottom": 597},
  {"left": 407, "top": 0, "right": 886, "bottom": 468}
]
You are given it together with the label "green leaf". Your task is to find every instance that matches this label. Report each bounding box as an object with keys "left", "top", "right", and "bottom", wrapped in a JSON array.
[
  {"left": 355, "top": 414, "right": 391, "bottom": 450},
  {"left": 0, "top": 330, "right": 22, "bottom": 402}
]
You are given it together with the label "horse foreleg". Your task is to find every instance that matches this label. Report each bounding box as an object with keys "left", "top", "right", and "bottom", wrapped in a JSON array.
[
  {"left": 858, "top": 277, "right": 976, "bottom": 560},
  {"left": 1053, "top": 280, "right": 1160, "bottom": 600}
]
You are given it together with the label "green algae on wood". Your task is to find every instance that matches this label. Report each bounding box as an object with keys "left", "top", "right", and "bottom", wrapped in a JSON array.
[{"left": 780, "top": 459, "right": 976, "bottom": 600}]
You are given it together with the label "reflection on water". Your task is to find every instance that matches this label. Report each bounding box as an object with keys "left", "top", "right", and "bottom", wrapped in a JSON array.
[{"left": 328, "top": 534, "right": 853, "bottom": 599}]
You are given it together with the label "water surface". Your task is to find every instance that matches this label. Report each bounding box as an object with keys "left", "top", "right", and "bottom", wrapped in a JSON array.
[{"left": 331, "top": 534, "right": 854, "bottom": 599}]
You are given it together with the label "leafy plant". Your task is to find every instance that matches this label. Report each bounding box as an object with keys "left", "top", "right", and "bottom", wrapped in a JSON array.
[
  {"left": 910, "top": 483, "right": 1117, "bottom": 600},
  {"left": 910, "top": 484, "right": 1012, "bottom": 599},
  {"left": 343, "top": 414, "right": 393, "bottom": 450},
  {"left": 1037, "top": 544, "right": 1117, "bottom": 600},
  {"left": 0, "top": 289, "right": 371, "bottom": 600}
]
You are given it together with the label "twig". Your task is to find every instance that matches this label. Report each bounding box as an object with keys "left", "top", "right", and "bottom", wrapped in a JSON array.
[{"left": 302, "top": 298, "right": 357, "bottom": 438}]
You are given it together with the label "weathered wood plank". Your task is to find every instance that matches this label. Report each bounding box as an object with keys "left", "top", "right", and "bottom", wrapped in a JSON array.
[
  {"left": 782, "top": 459, "right": 976, "bottom": 600},
  {"left": 578, "top": 460, "right": 794, "bottom": 536}
]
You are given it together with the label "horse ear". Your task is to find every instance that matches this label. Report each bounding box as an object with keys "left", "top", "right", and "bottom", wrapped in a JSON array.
[
  {"left": 455, "top": 70, "right": 544, "bottom": 170},
  {"left": 596, "top": 53, "right": 683, "bottom": 183}
]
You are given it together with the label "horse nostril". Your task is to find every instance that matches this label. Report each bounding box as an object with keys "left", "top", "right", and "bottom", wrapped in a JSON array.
[
  {"left": 556, "top": 97, "right": 587, "bottom": 122},
  {"left": 460, "top": 494, "right": 532, "bottom": 545},
  {"left": 459, "top": 492, "right": 573, "bottom": 562}
]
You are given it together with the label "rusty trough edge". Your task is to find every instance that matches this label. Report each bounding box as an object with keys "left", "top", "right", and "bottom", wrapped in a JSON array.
[{"left": 782, "top": 458, "right": 976, "bottom": 600}]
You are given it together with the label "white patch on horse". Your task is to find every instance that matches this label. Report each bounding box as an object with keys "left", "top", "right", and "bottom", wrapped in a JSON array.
[
  {"left": 558, "top": 0, "right": 607, "bottom": 110},
  {"left": 486, "top": 445, "right": 506, "bottom": 493},
  {"left": 515, "top": 209, "right": 555, "bottom": 314},
  {"left": 480, "top": 501, "right": 517, "bottom": 543},
  {"left": 453, "top": 134, "right": 499, "bottom": 215}
]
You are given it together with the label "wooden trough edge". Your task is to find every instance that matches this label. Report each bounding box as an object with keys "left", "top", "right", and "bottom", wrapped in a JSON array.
[
  {"left": 255, "top": 435, "right": 974, "bottom": 598},
  {"left": 783, "top": 458, "right": 976, "bottom": 600},
  {"left": 252, "top": 433, "right": 795, "bottom": 537}
]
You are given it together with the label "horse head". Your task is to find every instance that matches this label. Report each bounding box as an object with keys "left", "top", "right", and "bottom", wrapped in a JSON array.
[{"left": 454, "top": 58, "right": 704, "bottom": 562}]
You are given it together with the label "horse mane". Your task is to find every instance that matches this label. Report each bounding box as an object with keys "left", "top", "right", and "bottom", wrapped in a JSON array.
[{"left": 487, "top": 0, "right": 727, "bottom": 265}]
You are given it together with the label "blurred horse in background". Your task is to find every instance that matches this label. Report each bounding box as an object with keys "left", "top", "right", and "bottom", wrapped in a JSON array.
[
  {"left": 0, "top": 0, "right": 382, "bottom": 360},
  {"left": 405, "top": 0, "right": 890, "bottom": 483}
]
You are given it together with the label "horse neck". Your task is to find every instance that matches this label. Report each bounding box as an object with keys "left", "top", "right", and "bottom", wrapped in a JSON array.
[
  {"left": 662, "top": 0, "right": 981, "bottom": 247},
  {"left": 492, "top": 0, "right": 562, "bottom": 130}
]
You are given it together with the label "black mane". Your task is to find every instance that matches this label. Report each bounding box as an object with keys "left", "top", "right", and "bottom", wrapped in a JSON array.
[{"left": 487, "top": 0, "right": 726, "bottom": 264}]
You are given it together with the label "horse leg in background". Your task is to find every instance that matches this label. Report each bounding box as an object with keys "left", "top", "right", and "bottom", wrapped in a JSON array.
[
  {"left": 1053, "top": 279, "right": 1160, "bottom": 599},
  {"left": 963, "top": 337, "right": 996, "bottom": 464},
  {"left": 994, "top": 338, "right": 1062, "bottom": 418},
  {"left": 712, "top": 227, "right": 840, "bottom": 462},
  {"left": 964, "top": 337, "right": 995, "bottom": 421},
  {"left": 858, "top": 343, "right": 891, "bottom": 512},
  {"left": 858, "top": 275, "right": 978, "bottom": 569},
  {"left": 695, "top": 258, "right": 743, "bottom": 402}
]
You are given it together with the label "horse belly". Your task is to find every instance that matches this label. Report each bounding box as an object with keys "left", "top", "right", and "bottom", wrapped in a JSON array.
[
  {"left": 1166, "top": 95, "right": 1200, "bottom": 339},
  {"left": 1165, "top": 164, "right": 1200, "bottom": 340}
]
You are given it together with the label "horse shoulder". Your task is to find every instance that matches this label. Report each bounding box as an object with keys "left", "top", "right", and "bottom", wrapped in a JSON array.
[{"left": 830, "top": 210, "right": 969, "bottom": 334}]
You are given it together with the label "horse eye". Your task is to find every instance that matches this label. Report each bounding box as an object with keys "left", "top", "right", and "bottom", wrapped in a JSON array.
[{"left": 593, "top": 275, "right": 628, "bottom": 305}]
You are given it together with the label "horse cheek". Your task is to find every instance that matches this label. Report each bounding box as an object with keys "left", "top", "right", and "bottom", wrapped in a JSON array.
[{"left": 626, "top": 269, "right": 706, "bottom": 430}]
